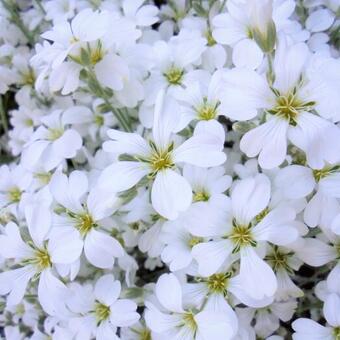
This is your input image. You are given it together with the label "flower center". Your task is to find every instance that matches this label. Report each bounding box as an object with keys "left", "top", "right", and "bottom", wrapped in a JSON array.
[
  {"left": 34, "top": 172, "right": 52, "bottom": 185},
  {"left": 193, "top": 190, "right": 210, "bottom": 202},
  {"left": 77, "top": 213, "right": 96, "bottom": 236},
  {"left": 139, "top": 329, "right": 151, "bottom": 340},
  {"left": 207, "top": 273, "right": 231, "bottom": 294},
  {"left": 94, "top": 302, "right": 110, "bottom": 323},
  {"left": 95, "top": 114, "right": 104, "bottom": 126},
  {"left": 90, "top": 41, "right": 105, "bottom": 65},
  {"left": 196, "top": 101, "right": 218, "bottom": 121},
  {"left": 144, "top": 141, "right": 174, "bottom": 176},
  {"left": 22, "top": 69, "right": 35, "bottom": 86},
  {"left": 266, "top": 247, "right": 293, "bottom": 273},
  {"left": 333, "top": 327, "right": 340, "bottom": 340},
  {"left": 8, "top": 187, "right": 21, "bottom": 203},
  {"left": 188, "top": 236, "right": 203, "bottom": 248},
  {"left": 34, "top": 248, "right": 52, "bottom": 271},
  {"left": 183, "top": 312, "right": 197, "bottom": 331},
  {"left": 164, "top": 67, "right": 184, "bottom": 85},
  {"left": 269, "top": 89, "right": 315, "bottom": 126},
  {"left": 229, "top": 220, "right": 256, "bottom": 253},
  {"left": 48, "top": 128, "right": 64, "bottom": 141}
]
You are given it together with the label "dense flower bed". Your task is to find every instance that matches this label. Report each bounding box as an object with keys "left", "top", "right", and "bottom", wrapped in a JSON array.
[{"left": 0, "top": 0, "right": 340, "bottom": 339}]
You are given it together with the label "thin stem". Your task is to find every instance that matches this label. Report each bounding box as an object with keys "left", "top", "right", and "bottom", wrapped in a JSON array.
[
  {"left": 85, "top": 67, "right": 133, "bottom": 132},
  {"left": 0, "top": 96, "right": 8, "bottom": 133},
  {"left": 266, "top": 52, "right": 274, "bottom": 86},
  {"left": 34, "top": 0, "right": 46, "bottom": 15}
]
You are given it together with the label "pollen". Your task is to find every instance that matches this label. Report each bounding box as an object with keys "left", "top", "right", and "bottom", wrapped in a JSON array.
[
  {"left": 94, "top": 302, "right": 110, "bottom": 323},
  {"left": 164, "top": 67, "right": 184, "bottom": 85},
  {"left": 229, "top": 220, "right": 256, "bottom": 253}
]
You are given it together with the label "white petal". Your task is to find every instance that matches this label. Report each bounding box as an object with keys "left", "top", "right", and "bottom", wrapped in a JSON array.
[
  {"left": 292, "top": 318, "right": 333, "bottom": 339},
  {"left": 110, "top": 299, "right": 139, "bottom": 327},
  {"left": 94, "top": 275, "right": 121, "bottom": 306},
  {"left": 49, "top": 170, "right": 87, "bottom": 213},
  {"left": 240, "top": 118, "right": 289, "bottom": 169},
  {"left": 0, "top": 267, "right": 34, "bottom": 306},
  {"left": 173, "top": 133, "right": 226, "bottom": 167},
  {"left": 87, "top": 187, "right": 120, "bottom": 221},
  {"left": 323, "top": 293, "right": 340, "bottom": 327},
  {"left": 219, "top": 68, "right": 273, "bottom": 120},
  {"left": 195, "top": 309, "right": 236, "bottom": 340},
  {"left": 144, "top": 301, "right": 182, "bottom": 333},
  {"left": 232, "top": 39, "right": 263, "bottom": 69},
  {"left": 25, "top": 204, "right": 51, "bottom": 248},
  {"left": 0, "top": 222, "right": 32, "bottom": 259},
  {"left": 156, "top": 273, "right": 184, "bottom": 313},
  {"left": 232, "top": 174, "right": 271, "bottom": 225},
  {"left": 151, "top": 169, "right": 192, "bottom": 220},
  {"left": 95, "top": 55, "right": 129, "bottom": 91},
  {"left": 52, "top": 129, "right": 82, "bottom": 159},
  {"left": 239, "top": 246, "right": 277, "bottom": 300},
  {"left": 253, "top": 207, "right": 298, "bottom": 245},
  {"left": 38, "top": 269, "right": 70, "bottom": 316},
  {"left": 294, "top": 238, "right": 337, "bottom": 267},
  {"left": 274, "top": 40, "right": 310, "bottom": 94},
  {"left": 48, "top": 227, "right": 83, "bottom": 264},
  {"left": 192, "top": 240, "right": 233, "bottom": 277},
  {"left": 98, "top": 162, "right": 149, "bottom": 193},
  {"left": 84, "top": 230, "right": 124, "bottom": 268},
  {"left": 104, "top": 129, "right": 151, "bottom": 157},
  {"left": 275, "top": 165, "right": 315, "bottom": 199},
  {"left": 306, "top": 9, "right": 335, "bottom": 32}
]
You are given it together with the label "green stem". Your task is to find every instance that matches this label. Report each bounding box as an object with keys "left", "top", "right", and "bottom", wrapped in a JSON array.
[
  {"left": 266, "top": 52, "right": 274, "bottom": 86},
  {"left": 0, "top": 96, "right": 8, "bottom": 133},
  {"left": 34, "top": 0, "right": 46, "bottom": 15},
  {"left": 85, "top": 67, "right": 133, "bottom": 132}
]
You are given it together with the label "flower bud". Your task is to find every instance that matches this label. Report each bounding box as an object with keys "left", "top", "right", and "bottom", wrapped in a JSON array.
[{"left": 248, "top": 0, "right": 277, "bottom": 53}]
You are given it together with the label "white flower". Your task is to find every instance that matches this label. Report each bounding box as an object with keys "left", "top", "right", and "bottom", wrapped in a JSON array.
[
  {"left": 219, "top": 38, "right": 340, "bottom": 169},
  {"left": 21, "top": 110, "right": 82, "bottom": 171},
  {"left": 49, "top": 170, "right": 124, "bottom": 269},
  {"left": 292, "top": 293, "right": 340, "bottom": 340},
  {"left": 68, "top": 274, "right": 139, "bottom": 340},
  {"left": 145, "top": 273, "right": 237, "bottom": 340},
  {"left": 0, "top": 203, "right": 82, "bottom": 316},
  {"left": 99, "top": 91, "right": 226, "bottom": 220},
  {"left": 190, "top": 174, "right": 298, "bottom": 300}
]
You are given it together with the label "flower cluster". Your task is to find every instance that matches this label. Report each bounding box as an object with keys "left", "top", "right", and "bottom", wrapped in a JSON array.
[{"left": 0, "top": 0, "right": 340, "bottom": 339}]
